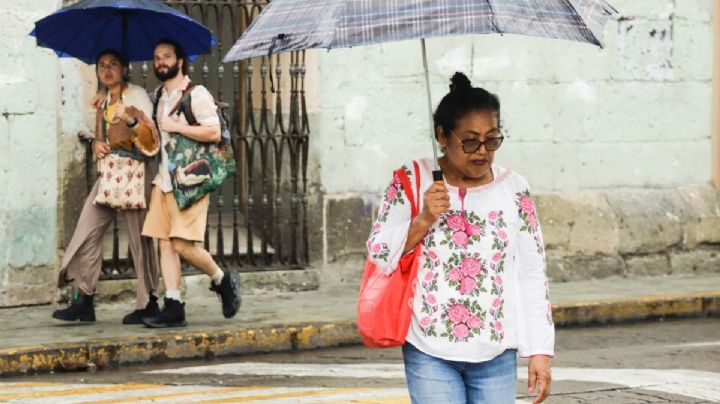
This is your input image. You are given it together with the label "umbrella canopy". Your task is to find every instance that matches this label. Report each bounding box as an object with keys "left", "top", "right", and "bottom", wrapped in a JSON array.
[
  {"left": 31, "top": 0, "right": 216, "bottom": 63},
  {"left": 222, "top": 0, "right": 617, "bottom": 177},
  {"left": 223, "top": 0, "right": 617, "bottom": 62}
]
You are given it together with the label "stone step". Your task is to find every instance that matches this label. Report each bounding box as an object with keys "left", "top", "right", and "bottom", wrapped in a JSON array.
[{"left": 91, "top": 268, "right": 321, "bottom": 304}]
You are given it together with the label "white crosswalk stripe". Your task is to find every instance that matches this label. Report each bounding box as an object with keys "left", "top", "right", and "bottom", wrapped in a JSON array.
[
  {"left": 666, "top": 340, "right": 720, "bottom": 349},
  {"left": 145, "top": 362, "right": 407, "bottom": 379},
  {"left": 543, "top": 368, "right": 720, "bottom": 402}
]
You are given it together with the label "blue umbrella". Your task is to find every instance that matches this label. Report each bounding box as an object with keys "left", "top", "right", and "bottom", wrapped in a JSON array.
[
  {"left": 222, "top": 0, "right": 617, "bottom": 178},
  {"left": 31, "top": 0, "right": 216, "bottom": 63}
]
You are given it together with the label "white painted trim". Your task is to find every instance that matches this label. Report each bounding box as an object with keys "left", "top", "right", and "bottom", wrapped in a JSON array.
[{"left": 713, "top": 0, "right": 720, "bottom": 190}]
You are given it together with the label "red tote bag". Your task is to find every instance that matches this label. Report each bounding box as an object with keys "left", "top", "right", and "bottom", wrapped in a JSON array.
[{"left": 357, "top": 161, "right": 422, "bottom": 348}]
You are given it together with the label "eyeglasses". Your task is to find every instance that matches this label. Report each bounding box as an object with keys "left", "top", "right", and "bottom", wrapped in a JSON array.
[{"left": 450, "top": 130, "right": 504, "bottom": 154}]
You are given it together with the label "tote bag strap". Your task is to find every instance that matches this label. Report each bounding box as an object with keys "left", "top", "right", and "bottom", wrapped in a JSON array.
[{"left": 393, "top": 160, "right": 422, "bottom": 219}]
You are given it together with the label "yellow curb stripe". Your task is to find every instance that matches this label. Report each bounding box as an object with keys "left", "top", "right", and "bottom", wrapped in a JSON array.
[
  {"left": 0, "top": 383, "right": 160, "bottom": 400},
  {"left": 0, "top": 382, "right": 58, "bottom": 390},
  {"left": 81, "top": 386, "right": 267, "bottom": 404},
  {"left": 326, "top": 396, "right": 411, "bottom": 404},
  {"left": 195, "top": 387, "right": 369, "bottom": 403}
]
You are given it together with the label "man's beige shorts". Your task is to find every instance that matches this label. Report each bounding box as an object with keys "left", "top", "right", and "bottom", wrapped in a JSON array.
[{"left": 142, "top": 186, "right": 209, "bottom": 242}]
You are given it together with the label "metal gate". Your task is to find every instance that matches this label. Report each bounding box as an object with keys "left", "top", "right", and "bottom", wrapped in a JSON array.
[{"left": 80, "top": 0, "right": 310, "bottom": 279}]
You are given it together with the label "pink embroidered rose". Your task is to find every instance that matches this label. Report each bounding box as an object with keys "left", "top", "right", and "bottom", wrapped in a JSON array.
[
  {"left": 460, "top": 277, "right": 477, "bottom": 295},
  {"left": 465, "top": 223, "right": 481, "bottom": 236},
  {"left": 447, "top": 304, "right": 470, "bottom": 324},
  {"left": 494, "top": 321, "right": 504, "bottom": 332},
  {"left": 466, "top": 315, "right": 482, "bottom": 329},
  {"left": 493, "top": 275, "right": 503, "bottom": 286},
  {"left": 447, "top": 214, "right": 466, "bottom": 231},
  {"left": 520, "top": 195, "right": 535, "bottom": 215},
  {"left": 497, "top": 230, "right": 507, "bottom": 240},
  {"left": 371, "top": 243, "right": 382, "bottom": 254},
  {"left": 424, "top": 271, "right": 434, "bottom": 281},
  {"left": 529, "top": 214, "right": 538, "bottom": 230},
  {"left": 492, "top": 252, "right": 503, "bottom": 262},
  {"left": 373, "top": 223, "right": 382, "bottom": 232},
  {"left": 448, "top": 268, "right": 462, "bottom": 281},
  {"left": 452, "top": 231, "right": 468, "bottom": 248},
  {"left": 427, "top": 250, "right": 438, "bottom": 260},
  {"left": 488, "top": 211, "right": 499, "bottom": 220},
  {"left": 460, "top": 258, "right": 482, "bottom": 277},
  {"left": 452, "top": 323, "right": 470, "bottom": 340},
  {"left": 426, "top": 294, "right": 437, "bottom": 304},
  {"left": 420, "top": 316, "right": 432, "bottom": 328},
  {"left": 386, "top": 185, "right": 398, "bottom": 201},
  {"left": 492, "top": 298, "right": 502, "bottom": 309}
]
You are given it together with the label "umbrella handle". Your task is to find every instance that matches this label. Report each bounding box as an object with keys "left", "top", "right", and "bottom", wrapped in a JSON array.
[{"left": 432, "top": 170, "right": 443, "bottom": 182}]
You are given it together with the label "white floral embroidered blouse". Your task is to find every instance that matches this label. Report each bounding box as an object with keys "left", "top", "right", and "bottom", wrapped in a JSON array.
[{"left": 366, "top": 158, "right": 555, "bottom": 362}]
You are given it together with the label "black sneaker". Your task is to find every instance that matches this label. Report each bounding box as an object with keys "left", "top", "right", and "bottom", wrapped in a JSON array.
[
  {"left": 209, "top": 271, "right": 241, "bottom": 318},
  {"left": 52, "top": 293, "right": 95, "bottom": 322},
  {"left": 122, "top": 294, "right": 160, "bottom": 325},
  {"left": 141, "top": 298, "right": 187, "bottom": 328}
]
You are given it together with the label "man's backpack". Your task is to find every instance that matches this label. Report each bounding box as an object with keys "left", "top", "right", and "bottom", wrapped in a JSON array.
[{"left": 152, "top": 84, "right": 236, "bottom": 210}]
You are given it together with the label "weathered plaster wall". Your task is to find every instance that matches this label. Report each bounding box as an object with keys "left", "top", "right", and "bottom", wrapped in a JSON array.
[
  {"left": 0, "top": 0, "right": 62, "bottom": 306},
  {"left": 311, "top": 0, "right": 712, "bottom": 195}
]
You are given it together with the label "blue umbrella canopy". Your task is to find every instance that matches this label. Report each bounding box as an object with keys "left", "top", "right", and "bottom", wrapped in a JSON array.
[{"left": 31, "top": 0, "right": 216, "bottom": 63}]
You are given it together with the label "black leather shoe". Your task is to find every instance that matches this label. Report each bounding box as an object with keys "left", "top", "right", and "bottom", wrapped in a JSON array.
[
  {"left": 141, "top": 298, "right": 187, "bottom": 328},
  {"left": 52, "top": 293, "right": 95, "bottom": 322},
  {"left": 122, "top": 294, "right": 160, "bottom": 325},
  {"left": 209, "top": 271, "right": 241, "bottom": 318}
]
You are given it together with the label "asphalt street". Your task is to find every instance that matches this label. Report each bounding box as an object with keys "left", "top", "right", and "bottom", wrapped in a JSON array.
[{"left": 1, "top": 317, "right": 718, "bottom": 403}]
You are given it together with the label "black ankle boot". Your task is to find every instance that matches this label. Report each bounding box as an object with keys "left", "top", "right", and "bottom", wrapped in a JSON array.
[
  {"left": 209, "top": 271, "right": 241, "bottom": 319},
  {"left": 52, "top": 293, "right": 95, "bottom": 322},
  {"left": 141, "top": 298, "right": 187, "bottom": 328},
  {"left": 122, "top": 294, "right": 161, "bottom": 325}
]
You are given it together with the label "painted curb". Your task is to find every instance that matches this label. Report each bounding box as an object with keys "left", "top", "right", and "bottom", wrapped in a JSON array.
[
  {"left": 552, "top": 291, "right": 720, "bottom": 326},
  {"left": 1, "top": 292, "right": 718, "bottom": 376}
]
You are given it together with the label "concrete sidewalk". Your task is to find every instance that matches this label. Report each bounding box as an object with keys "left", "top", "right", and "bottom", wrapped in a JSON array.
[{"left": 0, "top": 274, "right": 718, "bottom": 376}]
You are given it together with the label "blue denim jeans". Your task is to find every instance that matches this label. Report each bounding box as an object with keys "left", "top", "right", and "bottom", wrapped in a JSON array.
[{"left": 402, "top": 343, "right": 517, "bottom": 404}]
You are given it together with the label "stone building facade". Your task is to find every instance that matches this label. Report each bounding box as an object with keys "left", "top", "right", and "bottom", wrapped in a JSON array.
[{"left": 0, "top": 0, "right": 717, "bottom": 306}]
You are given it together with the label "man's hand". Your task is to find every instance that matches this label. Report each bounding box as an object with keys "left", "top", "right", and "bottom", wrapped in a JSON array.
[
  {"left": 93, "top": 139, "right": 111, "bottom": 159},
  {"left": 160, "top": 114, "right": 183, "bottom": 134},
  {"left": 528, "top": 355, "right": 551, "bottom": 403}
]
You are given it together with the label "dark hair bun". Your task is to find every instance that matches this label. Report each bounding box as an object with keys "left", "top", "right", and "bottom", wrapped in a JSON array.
[{"left": 449, "top": 72, "right": 472, "bottom": 92}]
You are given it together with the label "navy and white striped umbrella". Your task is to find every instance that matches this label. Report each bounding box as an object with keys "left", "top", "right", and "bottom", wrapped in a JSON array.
[
  {"left": 223, "top": 0, "right": 617, "bottom": 62},
  {"left": 222, "top": 0, "right": 617, "bottom": 176}
]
